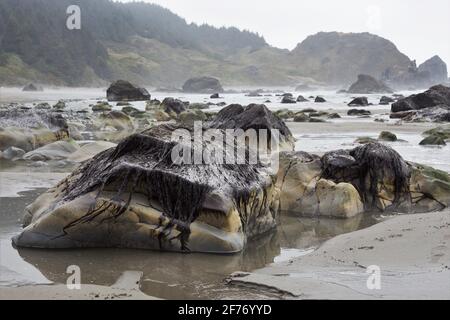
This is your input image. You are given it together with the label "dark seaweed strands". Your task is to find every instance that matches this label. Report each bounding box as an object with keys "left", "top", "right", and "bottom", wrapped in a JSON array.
[
  {"left": 351, "top": 143, "right": 411, "bottom": 210},
  {"left": 60, "top": 131, "right": 269, "bottom": 251},
  {"left": 322, "top": 143, "right": 411, "bottom": 211}
]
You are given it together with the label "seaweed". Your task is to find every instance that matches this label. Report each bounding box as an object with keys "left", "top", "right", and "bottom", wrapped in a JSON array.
[
  {"left": 322, "top": 143, "right": 411, "bottom": 211},
  {"left": 59, "top": 124, "right": 273, "bottom": 251}
]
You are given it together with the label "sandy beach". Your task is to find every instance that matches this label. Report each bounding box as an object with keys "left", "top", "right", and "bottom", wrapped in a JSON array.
[{"left": 229, "top": 210, "right": 450, "bottom": 299}]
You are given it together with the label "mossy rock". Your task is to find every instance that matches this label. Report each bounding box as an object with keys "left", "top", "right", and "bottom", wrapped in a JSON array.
[
  {"left": 355, "top": 137, "right": 377, "bottom": 144},
  {"left": 378, "top": 131, "right": 397, "bottom": 142},
  {"left": 419, "top": 135, "right": 446, "bottom": 146},
  {"left": 293, "top": 113, "right": 310, "bottom": 122},
  {"left": 92, "top": 102, "right": 112, "bottom": 112},
  {"left": 121, "top": 106, "right": 140, "bottom": 115}
]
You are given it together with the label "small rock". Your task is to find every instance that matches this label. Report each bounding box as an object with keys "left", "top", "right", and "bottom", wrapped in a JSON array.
[
  {"left": 378, "top": 131, "right": 398, "bottom": 142},
  {"left": 315, "top": 96, "right": 326, "bottom": 103}
]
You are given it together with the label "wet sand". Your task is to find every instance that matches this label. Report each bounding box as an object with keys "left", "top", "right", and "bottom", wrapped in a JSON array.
[{"left": 229, "top": 210, "right": 450, "bottom": 299}]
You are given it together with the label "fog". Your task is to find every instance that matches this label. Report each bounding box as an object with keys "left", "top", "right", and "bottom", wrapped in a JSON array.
[{"left": 117, "top": 0, "right": 450, "bottom": 65}]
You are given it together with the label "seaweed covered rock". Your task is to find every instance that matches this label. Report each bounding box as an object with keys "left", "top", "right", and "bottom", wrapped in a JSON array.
[
  {"left": 98, "top": 111, "right": 134, "bottom": 131},
  {"left": 277, "top": 143, "right": 450, "bottom": 217},
  {"left": 276, "top": 152, "right": 364, "bottom": 218},
  {"left": 161, "top": 98, "right": 187, "bottom": 116},
  {"left": 13, "top": 124, "right": 280, "bottom": 253},
  {"left": 107, "top": 80, "right": 151, "bottom": 102},
  {"left": 208, "top": 104, "right": 295, "bottom": 151},
  {"left": 0, "top": 108, "right": 69, "bottom": 152}
]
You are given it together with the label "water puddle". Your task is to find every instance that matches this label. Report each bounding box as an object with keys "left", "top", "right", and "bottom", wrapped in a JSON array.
[{"left": 0, "top": 188, "right": 380, "bottom": 299}]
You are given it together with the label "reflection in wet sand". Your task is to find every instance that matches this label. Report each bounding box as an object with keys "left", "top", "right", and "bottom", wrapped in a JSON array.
[{"left": 13, "top": 204, "right": 377, "bottom": 299}]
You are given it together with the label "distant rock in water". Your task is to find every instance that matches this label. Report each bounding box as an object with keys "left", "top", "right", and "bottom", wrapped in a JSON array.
[
  {"left": 22, "top": 83, "right": 43, "bottom": 92},
  {"left": 418, "top": 56, "right": 448, "bottom": 86},
  {"left": 379, "top": 96, "right": 395, "bottom": 105},
  {"left": 182, "top": 77, "right": 223, "bottom": 93},
  {"left": 348, "top": 74, "right": 393, "bottom": 94},
  {"left": 314, "top": 96, "right": 326, "bottom": 103},
  {"left": 281, "top": 96, "right": 296, "bottom": 104},
  {"left": 391, "top": 85, "right": 450, "bottom": 113},
  {"left": 348, "top": 97, "right": 369, "bottom": 107},
  {"left": 107, "top": 80, "right": 151, "bottom": 102}
]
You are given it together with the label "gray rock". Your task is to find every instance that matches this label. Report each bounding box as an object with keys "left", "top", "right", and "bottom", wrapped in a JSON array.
[
  {"left": 2, "top": 146, "right": 26, "bottom": 160},
  {"left": 348, "top": 74, "right": 393, "bottom": 94}
]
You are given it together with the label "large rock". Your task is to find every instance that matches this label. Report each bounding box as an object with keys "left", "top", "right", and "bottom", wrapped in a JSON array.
[
  {"left": 348, "top": 97, "right": 369, "bottom": 106},
  {"left": 161, "top": 98, "right": 186, "bottom": 116},
  {"left": 106, "top": 80, "right": 151, "bottom": 102},
  {"left": 23, "top": 140, "right": 80, "bottom": 161},
  {"left": 276, "top": 152, "right": 364, "bottom": 218},
  {"left": 348, "top": 74, "right": 393, "bottom": 94},
  {"left": 182, "top": 77, "right": 224, "bottom": 94},
  {"left": 99, "top": 111, "right": 134, "bottom": 131},
  {"left": 0, "top": 108, "right": 69, "bottom": 152},
  {"left": 418, "top": 56, "right": 448, "bottom": 86},
  {"left": 13, "top": 124, "right": 279, "bottom": 253},
  {"left": 391, "top": 85, "right": 450, "bottom": 113},
  {"left": 278, "top": 143, "right": 450, "bottom": 217},
  {"left": 208, "top": 104, "right": 295, "bottom": 151}
]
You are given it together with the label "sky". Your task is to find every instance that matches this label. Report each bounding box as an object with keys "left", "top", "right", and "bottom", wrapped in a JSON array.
[{"left": 117, "top": 0, "right": 450, "bottom": 65}]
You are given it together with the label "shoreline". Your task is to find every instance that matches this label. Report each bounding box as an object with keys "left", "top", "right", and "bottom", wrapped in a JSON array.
[{"left": 228, "top": 210, "right": 450, "bottom": 300}]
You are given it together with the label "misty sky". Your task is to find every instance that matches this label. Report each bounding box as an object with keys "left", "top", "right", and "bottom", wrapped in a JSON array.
[{"left": 117, "top": 0, "right": 450, "bottom": 66}]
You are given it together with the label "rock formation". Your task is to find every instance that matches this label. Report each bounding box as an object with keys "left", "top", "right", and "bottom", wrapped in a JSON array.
[
  {"left": 182, "top": 77, "right": 224, "bottom": 93},
  {"left": 107, "top": 80, "right": 151, "bottom": 102},
  {"left": 348, "top": 74, "right": 393, "bottom": 94}
]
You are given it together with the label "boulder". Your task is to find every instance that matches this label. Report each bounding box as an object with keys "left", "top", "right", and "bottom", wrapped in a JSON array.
[
  {"left": 106, "top": 80, "right": 151, "bottom": 102},
  {"left": 293, "top": 113, "right": 310, "bottom": 122},
  {"left": 274, "top": 109, "right": 295, "bottom": 120},
  {"left": 182, "top": 77, "right": 223, "bottom": 93},
  {"left": 92, "top": 102, "right": 112, "bottom": 112},
  {"left": 178, "top": 110, "right": 207, "bottom": 125},
  {"left": 391, "top": 85, "right": 450, "bottom": 113},
  {"left": 314, "top": 96, "right": 326, "bottom": 103},
  {"left": 379, "top": 96, "right": 395, "bottom": 105},
  {"left": 296, "top": 95, "right": 309, "bottom": 102},
  {"left": 121, "top": 106, "right": 140, "bottom": 115},
  {"left": 328, "top": 113, "right": 341, "bottom": 119},
  {"left": 99, "top": 111, "right": 134, "bottom": 131},
  {"left": 53, "top": 101, "right": 66, "bottom": 110},
  {"left": 419, "top": 135, "right": 446, "bottom": 146},
  {"left": 276, "top": 152, "right": 364, "bottom": 218},
  {"left": 348, "top": 97, "right": 369, "bottom": 106},
  {"left": 67, "top": 141, "right": 117, "bottom": 163},
  {"left": 210, "top": 93, "right": 220, "bottom": 99},
  {"left": 378, "top": 131, "right": 398, "bottom": 142},
  {"left": 281, "top": 96, "right": 296, "bottom": 104},
  {"left": 348, "top": 109, "right": 371, "bottom": 116},
  {"left": 23, "top": 140, "right": 79, "bottom": 161},
  {"left": 161, "top": 98, "right": 187, "bottom": 116},
  {"left": 348, "top": 74, "right": 393, "bottom": 94},
  {"left": 0, "top": 108, "right": 69, "bottom": 151},
  {"left": 13, "top": 124, "right": 279, "bottom": 253},
  {"left": 208, "top": 104, "right": 295, "bottom": 151},
  {"left": 2, "top": 146, "right": 26, "bottom": 160}
]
